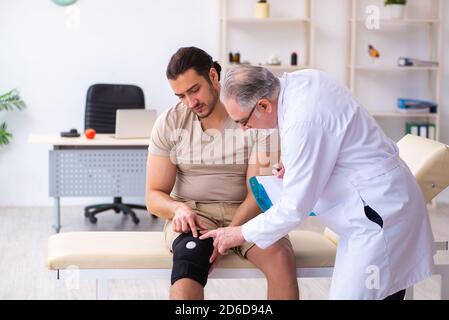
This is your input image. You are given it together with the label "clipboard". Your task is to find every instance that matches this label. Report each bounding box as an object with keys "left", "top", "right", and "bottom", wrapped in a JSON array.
[
  {"left": 249, "top": 176, "right": 316, "bottom": 216},
  {"left": 249, "top": 176, "right": 281, "bottom": 212}
]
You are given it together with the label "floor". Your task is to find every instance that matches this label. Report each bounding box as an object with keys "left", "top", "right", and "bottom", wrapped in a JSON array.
[{"left": 0, "top": 204, "right": 448, "bottom": 300}]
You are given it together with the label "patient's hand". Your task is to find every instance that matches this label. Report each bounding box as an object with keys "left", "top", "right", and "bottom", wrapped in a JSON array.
[
  {"left": 172, "top": 204, "right": 208, "bottom": 238},
  {"left": 272, "top": 161, "right": 285, "bottom": 179}
]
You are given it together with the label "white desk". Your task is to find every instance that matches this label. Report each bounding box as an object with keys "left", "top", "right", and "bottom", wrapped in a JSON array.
[
  {"left": 29, "top": 134, "right": 149, "bottom": 232},
  {"left": 28, "top": 133, "right": 149, "bottom": 146}
]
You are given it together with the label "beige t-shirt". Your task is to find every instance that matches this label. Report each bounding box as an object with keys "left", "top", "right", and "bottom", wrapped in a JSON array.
[{"left": 149, "top": 102, "right": 274, "bottom": 203}]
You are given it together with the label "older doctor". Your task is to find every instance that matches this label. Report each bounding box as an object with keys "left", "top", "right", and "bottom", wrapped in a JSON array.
[{"left": 200, "top": 66, "right": 435, "bottom": 300}]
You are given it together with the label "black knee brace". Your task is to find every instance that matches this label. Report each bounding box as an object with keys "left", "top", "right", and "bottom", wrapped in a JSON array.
[{"left": 171, "top": 232, "right": 214, "bottom": 287}]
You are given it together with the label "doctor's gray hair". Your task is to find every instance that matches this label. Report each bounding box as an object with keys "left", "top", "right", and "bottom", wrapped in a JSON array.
[{"left": 222, "top": 65, "right": 280, "bottom": 112}]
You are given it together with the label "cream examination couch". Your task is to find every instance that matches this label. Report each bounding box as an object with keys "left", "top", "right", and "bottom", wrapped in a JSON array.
[{"left": 47, "top": 135, "right": 449, "bottom": 299}]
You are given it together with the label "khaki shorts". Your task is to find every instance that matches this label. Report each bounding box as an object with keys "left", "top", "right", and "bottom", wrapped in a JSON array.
[{"left": 164, "top": 200, "right": 256, "bottom": 259}]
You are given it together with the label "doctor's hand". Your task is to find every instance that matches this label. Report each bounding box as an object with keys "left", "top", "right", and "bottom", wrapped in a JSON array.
[
  {"left": 199, "top": 226, "right": 245, "bottom": 255},
  {"left": 172, "top": 203, "right": 208, "bottom": 238},
  {"left": 272, "top": 161, "right": 285, "bottom": 179}
]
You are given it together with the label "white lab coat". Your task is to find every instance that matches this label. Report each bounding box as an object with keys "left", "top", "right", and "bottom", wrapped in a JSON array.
[{"left": 242, "top": 69, "right": 435, "bottom": 299}]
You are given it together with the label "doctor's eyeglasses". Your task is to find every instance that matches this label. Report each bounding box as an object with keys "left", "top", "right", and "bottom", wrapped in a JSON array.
[{"left": 235, "top": 101, "right": 259, "bottom": 127}]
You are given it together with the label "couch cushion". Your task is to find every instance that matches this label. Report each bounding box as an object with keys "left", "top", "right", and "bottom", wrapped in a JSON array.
[
  {"left": 47, "top": 230, "right": 336, "bottom": 270},
  {"left": 398, "top": 134, "right": 449, "bottom": 202}
]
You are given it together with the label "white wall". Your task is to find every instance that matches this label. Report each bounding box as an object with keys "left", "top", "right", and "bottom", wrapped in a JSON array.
[
  {"left": 0, "top": 0, "right": 220, "bottom": 206},
  {"left": 0, "top": 0, "right": 448, "bottom": 206}
]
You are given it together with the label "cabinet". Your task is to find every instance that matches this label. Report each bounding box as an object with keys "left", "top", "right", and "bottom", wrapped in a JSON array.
[
  {"left": 219, "top": 0, "right": 315, "bottom": 75},
  {"left": 347, "top": 0, "right": 444, "bottom": 142}
]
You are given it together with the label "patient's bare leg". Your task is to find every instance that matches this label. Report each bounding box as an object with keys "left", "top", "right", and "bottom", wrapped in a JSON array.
[
  {"left": 171, "top": 278, "right": 204, "bottom": 300},
  {"left": 246, "top": 238, "right": 299, "bottom": 300}
]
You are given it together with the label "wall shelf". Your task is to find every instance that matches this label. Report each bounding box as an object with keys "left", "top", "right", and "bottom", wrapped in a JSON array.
[
  {"left": 349, "top": 65, "right": 440, "bottom": 71},
  {"left": 350, "top": 18, "right": 440, "bottom": 25},
  {"left": 370, "top": 112, "right": 438, "bottom": 118},
  {"left": 224, "top": 63, "right": 311, "bottom": 71},
  {"left": 220, "top": 0, "right": 315, "bottom": 76},
  {"left": 225, "top": 17, "right": 311, "bottom": 24},
  {"left": 347, "top": 0, "right": 444, "bottom": 142}
]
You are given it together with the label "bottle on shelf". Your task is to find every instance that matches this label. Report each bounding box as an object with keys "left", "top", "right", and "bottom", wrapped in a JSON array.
[
  {"left": 291, "top": 52, "right": 298, "bottom": 66},
  {"left": 234, "top": 52, "right": 241, "bottom": 64},
  {"left": 255, "top": 0, "right": 270, "bottom": 19}
]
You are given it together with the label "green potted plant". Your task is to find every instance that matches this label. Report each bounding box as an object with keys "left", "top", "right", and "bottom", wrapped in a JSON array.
[
  {"left": 384, "top": 0, "right": 407, "bottom": 19},
  {"left": 0, "top": 89, "right": 26, "bottom": 146},
  {"left": 255, "top": 0, "right": 270, "bottom": 19}
]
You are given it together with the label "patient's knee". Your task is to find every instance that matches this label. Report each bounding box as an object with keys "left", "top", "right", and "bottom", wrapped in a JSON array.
[
  {"left": 263, "top": 242, "right": 296, "bottom": 277},
  {"left": 171, "top": 232, "right": 214, "bottom": 287},
  {"left": 273, "top": 243, "right": 296, "bottom": 267}
]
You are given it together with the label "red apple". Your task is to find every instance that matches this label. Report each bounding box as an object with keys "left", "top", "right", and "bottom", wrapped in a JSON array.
[{"left": 84, "top": 128, "right": 96, "bottom": 139}]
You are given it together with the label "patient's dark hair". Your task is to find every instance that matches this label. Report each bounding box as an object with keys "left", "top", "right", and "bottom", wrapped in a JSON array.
[{"left": 166, "top": 47, "right": 222, "bottom": 83}]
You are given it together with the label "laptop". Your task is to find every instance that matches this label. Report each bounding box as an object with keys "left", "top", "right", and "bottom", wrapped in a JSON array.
[{"left": 115, "top": 109, "right": 157, "bottom": 139}]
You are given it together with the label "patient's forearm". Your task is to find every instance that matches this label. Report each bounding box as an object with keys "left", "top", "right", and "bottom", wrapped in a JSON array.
[
  {"left": 146, "top": 190, "right": 183, "bottom": 220},
  {"left": 229, "top": 196, "right": 261, "bottom": 227}
]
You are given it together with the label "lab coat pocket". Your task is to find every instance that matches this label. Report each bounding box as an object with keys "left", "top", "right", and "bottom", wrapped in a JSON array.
[
  {"left": 347, "top": 154, "right": 403, "bottom": 224},
  {"left": 313, "top": 173, "right": 364, "bottom": 235},
  {"left": 348, "top": 154, "right": 401, "bottom": 188},
  {"left": 364, "top": 206, "right": 383, "bottom": 229}
]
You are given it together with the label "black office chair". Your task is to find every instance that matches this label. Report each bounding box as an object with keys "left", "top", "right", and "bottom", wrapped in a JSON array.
[{"left": 83, "top": 83, "right": 150, "bottom": 224}]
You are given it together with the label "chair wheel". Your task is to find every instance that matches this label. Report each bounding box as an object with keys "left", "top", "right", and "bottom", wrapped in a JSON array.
[
  {"left": 84, "top": 210, "right": 90, "bottom": 218},
  {"left": 114, "top": 208, "right": 120, "bottom": 213},
  {"left": 89, "top": 216, "right": 98, "bottom": 223},
  {"left": 132, "top": 217, "right": 140, "bottom": 224}
]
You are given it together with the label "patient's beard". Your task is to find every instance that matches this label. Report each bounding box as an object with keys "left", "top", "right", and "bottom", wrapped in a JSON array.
[{"left": 197, "top": 86, "right": 219, "bottom": 119}]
